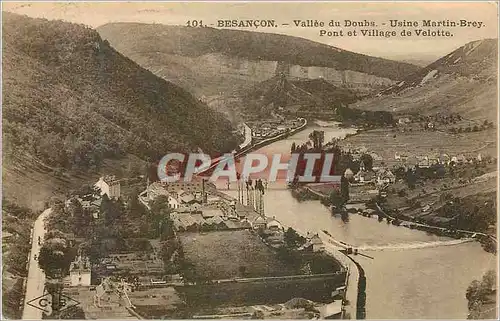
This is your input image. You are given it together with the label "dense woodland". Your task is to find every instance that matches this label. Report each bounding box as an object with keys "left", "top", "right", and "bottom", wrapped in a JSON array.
[{"left": 3, "top": 13, "right": 239, "bottom": 171}]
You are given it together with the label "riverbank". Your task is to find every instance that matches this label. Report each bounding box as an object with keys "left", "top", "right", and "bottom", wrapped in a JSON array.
[
  {"left": 203, "top": 117, "right": 307, "bottom": 173},
  {"left": 237, "top": 117, "right": 308, "bottom": 158},
  {"left": 374, "top": 202, "right": 497, "bottom": 253},
  {"left": 291, "top": 181, "right": 495, "bottom": 253}
]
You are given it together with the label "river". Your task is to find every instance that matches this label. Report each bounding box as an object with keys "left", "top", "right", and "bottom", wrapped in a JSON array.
[{"left": 216, "top": 121, "right": 496, "bottom": 319}]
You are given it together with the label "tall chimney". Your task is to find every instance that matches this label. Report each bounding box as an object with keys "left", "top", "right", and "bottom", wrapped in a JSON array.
[{"left": 202, "top": 179, "right": 207, "bottom": 204}]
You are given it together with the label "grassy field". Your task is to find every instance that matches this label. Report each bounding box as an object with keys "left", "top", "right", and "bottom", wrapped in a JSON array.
[{"left": 179, "top": 230, "right": 298, "bottom": 280}]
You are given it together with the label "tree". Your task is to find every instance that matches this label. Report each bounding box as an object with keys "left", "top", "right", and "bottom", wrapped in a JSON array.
[
  {"left": 308, "top": 130, "right": 325, "bottom": 150},
  {"left": 127, "top": 188, "right": 146, "bottom": 218},
  {"left": 284, "top": 227, "right": 306, "bottom": 249},
  {"left": 159, "top": 218, "right": 175, "bottom": 241},
  {"left": 238, "top": 265, "right": 247, "bottom": 277},
  {"left": 100, "top": 195, "right": 123, "bottom": 224},
  {"left": 406, "top": 169, "right": 417, "bottom": 189},
  {"left": 328, "top": 189, "right": 346, "bottom": 209},
  {"left": 481, "top": 270, "right": 496, "bottom": 292},
  {"left": 340, "top": 175, "right": 349, "bottom": 202},
  {"left": 466, "top": 269, "right": 497, "bottom": 316},
  {"left": 150, "top": 195, "right": 170, "bottom": 215},
  {"left": 466, "top": 280, "right": 482, "bottom": 308},
  {"left": 359, "top": 154, "right": 374, "bottom": 171},
  {"left": 38, "top": 239, "right": 72, "bottom": 278}
]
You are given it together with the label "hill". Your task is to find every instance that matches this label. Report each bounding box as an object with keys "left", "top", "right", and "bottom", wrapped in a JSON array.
[
  {"left": 96, "top": 23, "right": 420, "bottom": 117},
  {"left": 97, "top": 23, "right": 419, "bottom": 81},
  {"left": 241, "top": 75, "right": 359, "bottom": 117},
  {"left": 352, "top": 39, "right": 498, "bottom": 121},
  {"left": 2, "top": 13, "right": 239, "bottom": 209}
]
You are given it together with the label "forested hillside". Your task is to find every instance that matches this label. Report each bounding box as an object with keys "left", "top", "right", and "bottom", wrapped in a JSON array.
[{"left": 2, "top": 12, "right": 239, "bottom": 172}]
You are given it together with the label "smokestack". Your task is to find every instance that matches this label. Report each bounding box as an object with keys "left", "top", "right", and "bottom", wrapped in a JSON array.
[{"left": 202, "top": 179, "right": 207, "bottom": 204}]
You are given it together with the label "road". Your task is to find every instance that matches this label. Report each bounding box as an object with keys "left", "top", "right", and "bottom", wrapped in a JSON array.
[{"left": 22, "top": 208, "right": 52, "bottom": 320}]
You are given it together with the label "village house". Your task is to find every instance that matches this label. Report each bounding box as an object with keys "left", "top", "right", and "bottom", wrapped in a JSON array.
[
  {"left": 65, "top": 255, "right": 91, "bottom": 287},
  {"left": 144, "top": 182, "right": 180, "bottom": 209},
  {"left": 239, "top": 218, "right": 252, "bottom": 229},
  {"left": 398, "top": 117, "right": 411, "bottom": 125},
  {"left": 177, "top": 203, "right": 202, "bottom": 214},
  {"left": 89, "top": 198, "right": 102, "bottom": 219},
  {"left": 204, "top": 215, "right": 226, "bottom": 230},
  {"left": 394, "top": 152, "right": 409, "bottom": 162},
  {"left": 94, "top": 175, "right": 121, "bottom": 199},
  {"left": 252, "top": 216, "right": 268, "bottom": 230},
  {"left": 417, "top": 156, "right": 431, "bottom": 168},
  {"left": 162, "top": 177, "right": 211, "bottom": 195},
  {"left": 201, "top": 207, "right": 224, "bottom": 219},
  {"left": 456, "top": 154, "right": 467, "bottom": 164},
  {"left": 177, "top": 190, "right": 195, "bottom": 204},
  {"left": 206, "top": 195, "right": 222, "bottom": 206},
  {"left": 376, "top": 168, "right": 396, "bottom": 185},
  {"left": 344, "top": 168, "right": 354, "bottom": 180},
  {"left": 266, "top": 217, "right": 284, "bottom": 232},
  {"left": 309, "top": 234, "right": 325, "bottom": 252},
  {"left": 353, "top": 169, "right": 376, "bottom": 184},
  {"left": 168, "top": 196, "right": 180, "bottom": 209}
]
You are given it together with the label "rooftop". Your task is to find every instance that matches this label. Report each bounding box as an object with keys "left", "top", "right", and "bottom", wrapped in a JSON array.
[
  {"left": 101, "top": 175, "right": 119, "bottom": 184},
  {"left": 201, "top": 207, "right": 224, "bottom": 218}
]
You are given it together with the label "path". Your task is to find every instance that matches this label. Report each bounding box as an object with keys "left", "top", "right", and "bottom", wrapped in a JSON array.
[
  {"left": 22, "top": 208, "right": 52, "bottom": 320},
  {"left": 319, "top": 232, "right": 359, "bottom": 320}
]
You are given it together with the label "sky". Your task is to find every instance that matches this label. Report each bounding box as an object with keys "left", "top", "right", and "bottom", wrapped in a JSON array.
[{"left": 2, "top": 1, "right": 499, "bottom": 62}]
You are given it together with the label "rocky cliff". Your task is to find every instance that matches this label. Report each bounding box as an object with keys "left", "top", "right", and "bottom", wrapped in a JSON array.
[{"left": 97, "top": 23, "right": 418, "bottom": 99}]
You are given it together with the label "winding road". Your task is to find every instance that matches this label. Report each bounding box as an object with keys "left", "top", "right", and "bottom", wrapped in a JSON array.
[{"left": 22, "top": 208, "right": 51, "bottom": 320}]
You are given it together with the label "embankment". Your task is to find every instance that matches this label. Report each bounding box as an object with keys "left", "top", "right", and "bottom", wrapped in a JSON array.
[
  {"left": 374, "top": 202, "right": 496, "bottom": 252},
  {"left": 346, "top": 256, "right": 366, "bottom": 319}
]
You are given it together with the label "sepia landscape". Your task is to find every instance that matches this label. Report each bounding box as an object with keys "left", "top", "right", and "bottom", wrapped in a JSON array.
[{"left": 1, "top": 2, "right": 498, "bottom": 320}]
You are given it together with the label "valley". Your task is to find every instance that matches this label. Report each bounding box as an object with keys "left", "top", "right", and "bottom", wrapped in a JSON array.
[{"left": 1, "top": 5, "right": 498, "bottom": 321}]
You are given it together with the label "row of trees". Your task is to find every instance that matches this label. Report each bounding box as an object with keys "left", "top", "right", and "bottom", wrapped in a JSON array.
[
  {"left": 449, "top": 121, "right": 494, "bottom": 134},
  {"left": 412, "top": 112, "right": 463, "bottom": 124},
  {"left": 290, "top": 133, "right": 374, "bottom": 188}
]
